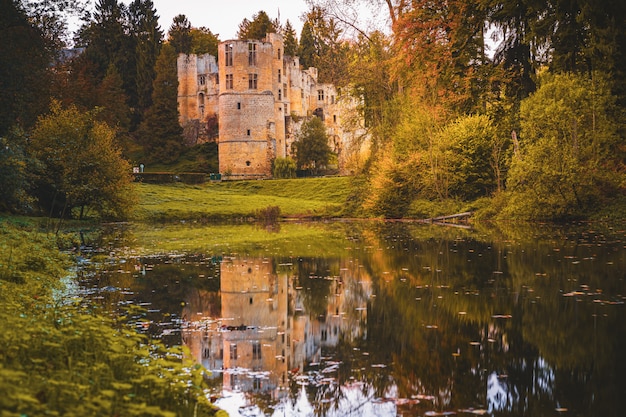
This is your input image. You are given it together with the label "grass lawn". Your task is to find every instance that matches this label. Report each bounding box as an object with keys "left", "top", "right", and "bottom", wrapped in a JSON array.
[{"left": 133, "top": 176, "right": 353, "bottom": 222}]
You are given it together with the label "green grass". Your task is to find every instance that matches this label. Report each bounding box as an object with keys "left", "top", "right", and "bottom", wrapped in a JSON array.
[{"left": 133, "top": 176, "right": 353, "bottom": 222}]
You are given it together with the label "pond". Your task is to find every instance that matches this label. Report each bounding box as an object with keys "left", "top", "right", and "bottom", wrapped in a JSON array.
[{"left": 78, "top": 221, "right": 626, "bottom": 416}]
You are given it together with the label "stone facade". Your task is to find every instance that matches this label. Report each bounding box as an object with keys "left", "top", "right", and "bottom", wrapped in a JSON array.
[{"left": 177, "top": 33, "right": 368, "bottom": 179}]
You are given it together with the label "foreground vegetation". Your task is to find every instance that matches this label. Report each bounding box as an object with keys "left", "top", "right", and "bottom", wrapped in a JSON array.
[{"left": 0, "top": 218, "right": 226, "bottom": 417}]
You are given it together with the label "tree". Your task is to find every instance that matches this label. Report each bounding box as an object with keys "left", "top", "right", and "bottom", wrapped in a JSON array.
[
  {"left": 29, "top": 101, "right": 136, "bottom": 220},
  {"left": 503, "top": 72, "right": 623, "bottom": 220},
  {"left": 137, "top": 43, "right": 184, "bottom": 163},
  {"left": 298, "top": 20, "right": 316, "bottom": 69},
  {"left": 129, "top": 0, "right": 163, "bottom": 117},
  {"left": 237, "top": 10, "right": 276, "bottom": 40},
  {"left": 273, "top": 157, "right": 297, "bottom": 179},
  {"left": 0, "top": 0, "right": 51, "bottom": 135},
  {"left": 97, "top": 64, "right": 131, "bottom": 131},
  {"left": 191, "top": 27, "right": 219, "bottom": 55},
  {"left": 293, "top": 117, "right": 332, "bottom": 175},
  {"left": 282, "top": 20, "right": 298, "bottom": 56},
  {"left": 168, "top": 14, "right": 192, "bottom": 54},
  {"left": 0, "top": 128, "right": 37, "bottom": 213}
]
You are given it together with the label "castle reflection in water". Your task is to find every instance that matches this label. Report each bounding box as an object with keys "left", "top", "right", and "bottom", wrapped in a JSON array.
[{"left": 181, "top": 256, "right": 372, "bottom": 401}]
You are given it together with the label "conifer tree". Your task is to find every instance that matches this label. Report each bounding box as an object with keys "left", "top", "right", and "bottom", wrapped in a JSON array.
[
  {"left": 0, "top": 0, "right": 51, "bottom": 135},
  {"left": 237, "top": 10, "right": 276, "bottom": 40},
  {"left": 137, "top": 43, "right": 184, "bottom": 163},
  {"left": 298, "top": 21, "right": 316, "bottom": 69},
  {"left": 98, "top": 64, "right": 131, "bottom": 131},
  {"left": 282, "top": 20, "right": 298, "bottom": 56},
  {"left": 168, "top": 14, "right": 192, "bottom": 54},
  {"left": 129, "top": 0, "right": 163, "bottom": 118}
]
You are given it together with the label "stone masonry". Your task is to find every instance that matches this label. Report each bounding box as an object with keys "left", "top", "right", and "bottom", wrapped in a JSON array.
[{"left": 177, "top": 33, "right": 368, "bottom": 179}]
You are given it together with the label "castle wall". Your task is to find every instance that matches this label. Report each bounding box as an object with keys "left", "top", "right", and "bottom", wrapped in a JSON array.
[{"left": 177, "top": 33, "right": 369, "bottom": 178}]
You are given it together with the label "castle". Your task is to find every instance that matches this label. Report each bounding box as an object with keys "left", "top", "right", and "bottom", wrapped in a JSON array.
[{"left": 177, "top": 33, "right": 368, "bottom": 179}]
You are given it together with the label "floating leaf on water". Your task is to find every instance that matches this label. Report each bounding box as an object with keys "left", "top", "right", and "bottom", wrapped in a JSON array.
[{"left": 492, "top": 314, "right": 512, "bottom": 319}]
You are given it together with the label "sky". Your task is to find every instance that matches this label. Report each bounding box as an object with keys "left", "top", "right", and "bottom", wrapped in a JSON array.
[{"left": 121, "top": 0, "right": 309, "bottom": 40}]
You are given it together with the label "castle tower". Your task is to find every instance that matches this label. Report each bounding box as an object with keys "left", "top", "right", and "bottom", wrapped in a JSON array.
[{"left": 218, "top": 35, "right": 286, "bottom": 179}]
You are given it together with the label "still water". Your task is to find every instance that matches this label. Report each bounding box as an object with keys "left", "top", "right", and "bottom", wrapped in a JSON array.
[{"left": 80, "top": 221, "right": 626, "bottom": 416}]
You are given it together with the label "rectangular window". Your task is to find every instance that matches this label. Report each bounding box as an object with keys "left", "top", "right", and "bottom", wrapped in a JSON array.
[
  {"left": 230, "top": 343, "right": 238, "bottom": 360},
  {"left": 226, "top": 74, "right": 233, "bottom": 89},
  {"left": 253, "top": 342, "right": 262, "bottom": 359},
  {"left": 278, "top": 89, "right": 282, "bottom": 101},
  {"left": 318, "top": 90, "right": 324, "bottom": 101},
  {"left": 248, "top": 42, "right": 257, "bottom": 66},
  {"left": 278, "top": 69, "right": 281, "bottom": 83},
  {"left": 277, "top": 48, "right": 281, "bottom": 60},
  {"left": 198, "top": 75, "right": 206, "bottom": 85},
  {"left": 237, "top": 102, "right": 241, "bottom": 110},
  {"left": 225, "top": 44, "right": 233, "bottom": 66},
  {"left": 248, "top": 73, "right": 257, "bottom": 90}
]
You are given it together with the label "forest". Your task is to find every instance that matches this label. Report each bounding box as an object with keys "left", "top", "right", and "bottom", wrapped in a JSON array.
[{"left": 1, "top": 0, "right": 626, "bottom": 221}]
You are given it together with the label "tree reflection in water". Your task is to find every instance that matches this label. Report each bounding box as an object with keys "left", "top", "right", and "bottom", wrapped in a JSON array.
[{"left": 84, "top": 222, "right": 626, "bottom": 416}]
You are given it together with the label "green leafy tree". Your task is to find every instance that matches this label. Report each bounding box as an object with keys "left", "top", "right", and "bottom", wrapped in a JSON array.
[
  {"left": 0, "top": 0, "right": 51, "bottom": 135},
  {"left": 439, "top": 114, "right": 503, "bottom": 199},
  {"left": 273, "top": 157, "right": 297, "bottom": 178},
  {"left": 191, "top": 27, "right": 220, "bottom": 55},
  {"left": 503, "top": 72, "right": 623, "bottom": 220},
  {"left": 137, "top": 43, "right": 184, "bottom": 163},
  {"left": 237, "top": 10, "right": 276, "bottom": 40},
  {"left": 168, "top": 14, "right": 192, "bottom": 54},
  {"left": 29, "top": 101, "right": 136, "bottom": 220},
  {"left": 282, "top": 20, "right": 298, "bottom": 56},
  {"left": 293, "top": 117, "right": 332, "bottom": 175}
]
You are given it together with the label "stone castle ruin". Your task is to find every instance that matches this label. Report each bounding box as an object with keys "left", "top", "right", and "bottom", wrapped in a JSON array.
[{"left": 177, "top": 33, "right": 368, "bottom": 179}]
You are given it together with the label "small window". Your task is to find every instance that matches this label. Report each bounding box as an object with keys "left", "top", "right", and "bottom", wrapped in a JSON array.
[
  {"left": 333, "top": 115, "right": 337, "bottom": 123},
  {"left": 246, "top": 160, "right": 251, "bottom": 166},
  {"left": 225, "top": 74, "right": 233, "bottom": 89},
  {"left": 253, "top": 342, "right": 262, "bottom": 360},
  {"left": 224, "top": 44, "right": 233, "bottom": 66},
  {"left": 277, "top": 48, "right": 281, "bottom": 59},
  {"left": 230, "top": 343, "right": 238, "bottom": 360},
  {"left": 247, "top": 130, "right": 251, "bottom": 136},
  {"left": 198, "top": 75, "right": 206, "bottom": 85},
  {"left": 318, "top": 90, "right": 324, "bottom": 101},
  {"left": 248, "top": 73, "right": 258, "bottom": 89},
  {"left": 237, "top": 102, "right": 241, "bottom": 110},
  {"left": 331, "top": 95, "right": 335, "bottom": 104},
  {"left": 278, "top": 89, "right": 282, "bottom": 100},
  {"left": 278, "top": 69, "right": 281, "bottom": 82},
  {"left": 248, "top": 42, "right": 257, "bottom": 66}
]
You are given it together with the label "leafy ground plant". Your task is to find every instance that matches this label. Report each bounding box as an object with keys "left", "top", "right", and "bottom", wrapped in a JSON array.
[{"left": 0, "top": 219, "right": 226, "bottom": 417}]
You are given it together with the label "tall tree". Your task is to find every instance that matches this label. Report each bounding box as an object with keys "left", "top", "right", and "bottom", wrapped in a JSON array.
[
  {"left": 97, "top": 64, "right": 131, "bottom": 131},
  {"left": 168, "top": 14, "right": 192, "bottom": 54},
  {"left": 129, "top": 0, "right": 163, "bottom": 117},
  {"left": 237, "top": 10, "right": 276, "bottom": 40},
  {"left": 298, "top": 20, "right": 316, "bottom": 69},
  {"left": 0, "top": 0, "right": 51, "bottom": 135},
  {"left": 282, "top": 20, "right": 298, "bottom": 56},
  {"left": 137, "top": 43, "right": 184, "bottom": 163}
]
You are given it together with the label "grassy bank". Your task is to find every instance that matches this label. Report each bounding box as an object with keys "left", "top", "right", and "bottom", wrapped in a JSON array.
[
  {"left": 133, "top": 176, "right": 354, "bottom": 222},
  {"left": 0, "top": 218, "right": 226, "bottom": 417}
]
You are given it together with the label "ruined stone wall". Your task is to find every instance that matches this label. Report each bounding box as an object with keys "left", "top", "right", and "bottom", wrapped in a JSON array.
[
  {"left": 177, "top": 33, "right": 370, "bottom": 178},
  {"left": 177, "top": 54, "right": 219, "bottom": 145}
]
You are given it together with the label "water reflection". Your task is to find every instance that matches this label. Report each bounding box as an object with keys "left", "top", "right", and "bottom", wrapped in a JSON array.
[{"left": 83, "top": 222, "right": 626, "bottom": 416}]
